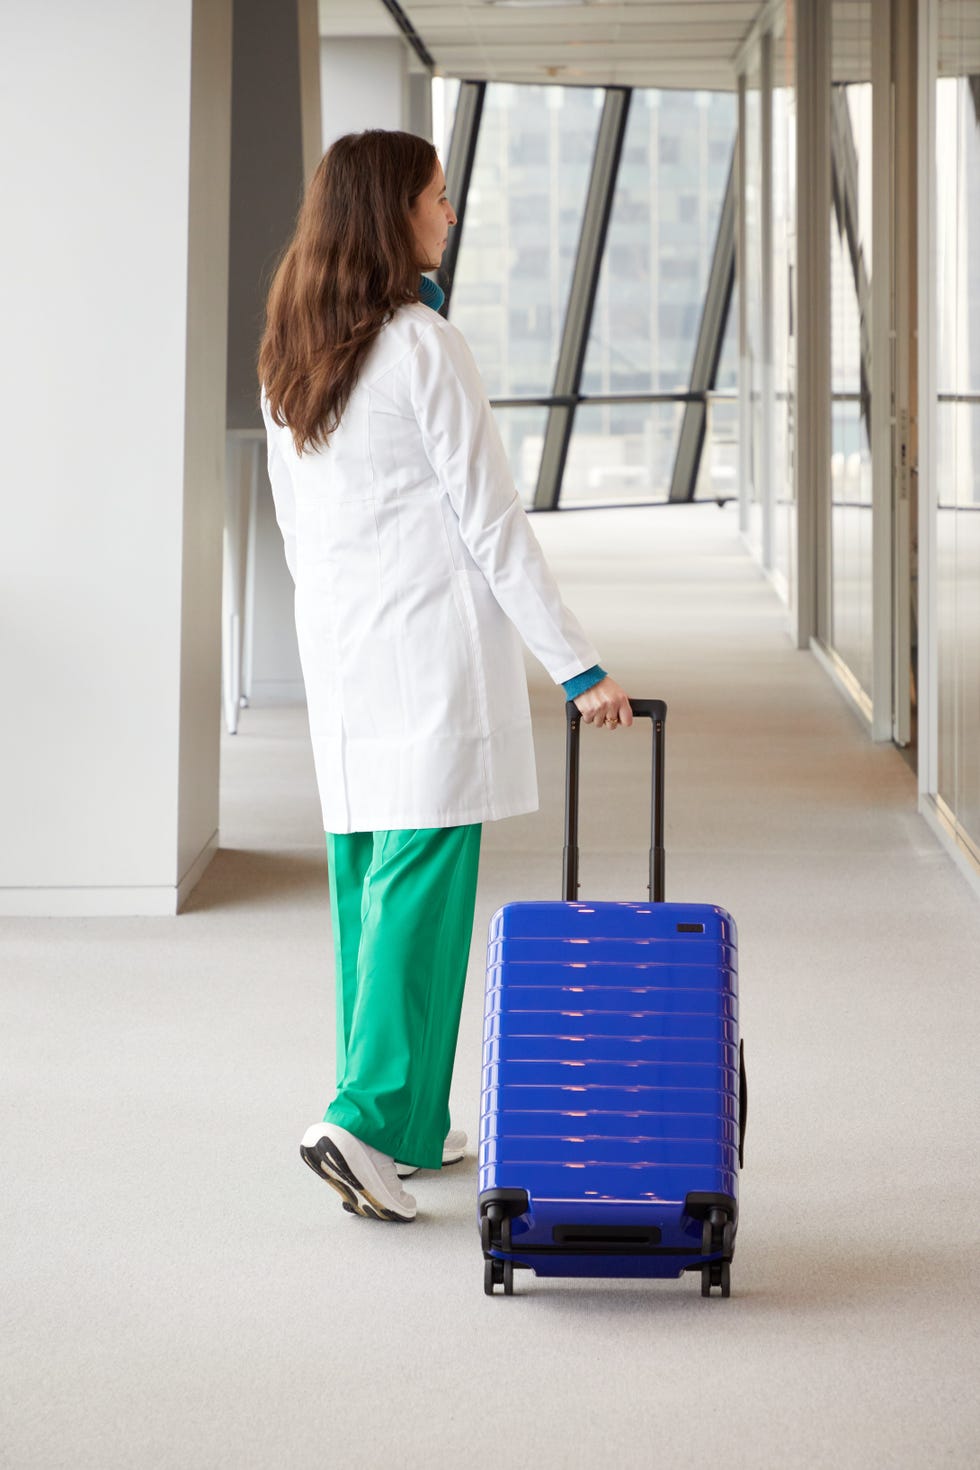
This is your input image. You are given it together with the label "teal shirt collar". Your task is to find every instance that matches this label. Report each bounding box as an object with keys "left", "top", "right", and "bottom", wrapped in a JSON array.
[{"left": 419, "top": 273, "right": 445, "bottom": 313}]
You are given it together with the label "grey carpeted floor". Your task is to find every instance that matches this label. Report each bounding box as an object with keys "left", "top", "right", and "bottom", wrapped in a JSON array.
[{"left": 3, "top": 503, "right": 978, "bottom": 1469}]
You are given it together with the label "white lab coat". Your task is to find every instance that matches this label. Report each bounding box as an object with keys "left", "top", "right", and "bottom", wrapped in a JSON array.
[{"left": 260, "top": 301, "right": 601, "bottom": 833}]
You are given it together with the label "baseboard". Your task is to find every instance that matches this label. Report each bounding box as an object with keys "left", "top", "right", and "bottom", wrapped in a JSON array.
[
  {"left": 808, "top": 636, "right": 874, "bottom": 733},
  {"left": 176, "top": 828, "right": 219, "bottom": 912},
  {"left": 0, "top": 885, "right": 181, "bottom": 917},
  {"left": 918, "top": 794, "right": 980, "bottom": 905},
  {"left": 243, "top": 680, "right": 306, "bottom": 704},
  {"left": 0, "top": 830, "right": 219, "bottom": 918}
]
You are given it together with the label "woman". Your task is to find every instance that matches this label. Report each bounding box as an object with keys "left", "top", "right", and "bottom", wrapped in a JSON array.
[{"left": 258, "top": 129, "right": 633, "bottom": 1225}]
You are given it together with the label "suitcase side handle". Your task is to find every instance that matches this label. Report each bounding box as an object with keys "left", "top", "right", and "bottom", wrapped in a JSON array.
[
  {"left": 738, "top": 1039, "right": 747, "bottom": 1168},
  {"left": 562, "top": 697, "right": 667, "bottom": 903}
]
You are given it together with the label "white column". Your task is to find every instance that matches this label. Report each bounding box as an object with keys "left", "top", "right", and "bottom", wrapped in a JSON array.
[
  {"left": 230, "top": 27, "right": 431, "bottom": 717},
  {"left": 0, "top": 1, "right": 232, "bottom": 915},
  {"left": 224, "top": 0, "right": 320, "bottom": 717},
  {"left": 238, "top": 30, "right": 426, "bottom": 718}
]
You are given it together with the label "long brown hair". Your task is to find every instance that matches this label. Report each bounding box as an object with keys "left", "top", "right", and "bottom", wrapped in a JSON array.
[{"left": 257, "top": 129, "right": 438, "bottom": 455}]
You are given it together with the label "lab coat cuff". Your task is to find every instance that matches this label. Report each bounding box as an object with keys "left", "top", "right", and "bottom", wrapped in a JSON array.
[{"left": 552, "top": 652, "right": 604, "bottom": 685}]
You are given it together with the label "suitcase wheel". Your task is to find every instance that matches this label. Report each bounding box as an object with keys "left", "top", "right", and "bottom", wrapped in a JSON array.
[
  {"left": 701, "top": 1209, "right": 734, "bottom": 1261},
  {"left": 700, "top": 1260, "right": 731, "bottom": 1298},
  {"left": 481, "top": 1203, "right": 513, "bottom": 1253},
  {"left": 484, "top": 1257, "right": 498, "bottom": 1296},
  {"left": 484, "top": 1257, "right": 515, "bottom": 1297}
]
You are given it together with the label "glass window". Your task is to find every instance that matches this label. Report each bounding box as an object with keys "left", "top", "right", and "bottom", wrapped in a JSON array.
[
  {"left": 772, "top": 6, "right": 798, "bottom": 605},
  {"left": 448, "top": 83, "right": 603, "bottom": 397},
  {"left": 491, "top": 406, "right": 551, "bottom": 510},
  {"left": 717, "top": 282, "right": 738, "bottom": 393},
  {"left": 829, "top": 3, "right": 874, "bottom": 699},
  {"left": 432, "top": 77, "right": 461, "bottom": 169},
  {"left": 446, "top": 80, "right": 738, "bottom": 514},
  {"left": 581, "top": 90, "right": 736, "bottom": 398},
  {"left": 743, "top": 51, "right": 764, "bottom": 559},
  {"left": 562, "top": 402, "right": 681, "bottom": 506},
  {"left": 934, "top": 6, "right": 980, "bottom": 859},
  {"left": 696, "top": 395, "right": 739, "bottom": 503}
]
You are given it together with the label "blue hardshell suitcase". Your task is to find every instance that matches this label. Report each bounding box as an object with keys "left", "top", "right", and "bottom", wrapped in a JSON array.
[{"left": 478, "top": 699, "right": 746, "bottom": 1298}]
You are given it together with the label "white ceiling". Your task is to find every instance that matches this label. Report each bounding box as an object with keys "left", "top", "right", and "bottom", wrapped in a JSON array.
[
  {"left": 318, "top": 1, "right": 765, "bottom": 91},
  {"left": 319, "top": 2, "right": 980, "bottom": 92}
]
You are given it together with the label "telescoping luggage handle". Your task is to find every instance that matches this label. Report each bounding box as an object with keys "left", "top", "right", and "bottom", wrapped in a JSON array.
[{"left": 563, "top": 698, "right": 667, "bottom": 904}]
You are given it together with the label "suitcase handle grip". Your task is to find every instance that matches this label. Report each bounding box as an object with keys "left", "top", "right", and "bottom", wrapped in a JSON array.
[{"left": 562, "top": 697, "right": 667, "bottom": 903}]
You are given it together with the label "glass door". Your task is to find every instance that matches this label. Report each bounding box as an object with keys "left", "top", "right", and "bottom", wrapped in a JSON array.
[{"left": 827, "top": 0, "right": 875, "bottom": 715}]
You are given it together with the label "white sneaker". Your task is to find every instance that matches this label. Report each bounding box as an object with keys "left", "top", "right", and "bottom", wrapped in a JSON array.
[
  {"left": 300, "top": 1122, "right": 417, "bottom": 1222},
  {"left": 395, "top": 1128, "right": 468, "bottom": 1178}
]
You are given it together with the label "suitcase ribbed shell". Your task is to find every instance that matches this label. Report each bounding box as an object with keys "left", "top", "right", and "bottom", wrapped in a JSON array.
[{"left": 478, "top": 899, "right": 740, "bottom": 1281}]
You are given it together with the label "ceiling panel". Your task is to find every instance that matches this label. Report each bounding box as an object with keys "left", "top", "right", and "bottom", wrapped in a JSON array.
[
  {"left": 319, "top": 0, "right": 766, "bottom": 90},
  {"left": 319, "top": 1, "right": 401, "bottom": 37}
]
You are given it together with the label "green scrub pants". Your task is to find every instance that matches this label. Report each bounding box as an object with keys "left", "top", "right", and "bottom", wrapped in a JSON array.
[{"left": 321, "top": 823, "right": 483, "bottom": 1171}]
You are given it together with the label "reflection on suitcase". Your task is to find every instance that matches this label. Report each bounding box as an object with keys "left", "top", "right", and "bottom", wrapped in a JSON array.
[{"left": 478, "top": 699, "right": 746, "bottom": 1298}]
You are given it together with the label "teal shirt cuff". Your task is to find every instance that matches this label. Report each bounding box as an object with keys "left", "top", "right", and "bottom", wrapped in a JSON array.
[{"left": 562, "top": 664, "right": 607, "bottom": 700}]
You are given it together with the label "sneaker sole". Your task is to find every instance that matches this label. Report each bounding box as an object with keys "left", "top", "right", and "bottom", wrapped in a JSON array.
[{"left": 300, "top": 1136, "right": 414, "bottom": 1223}]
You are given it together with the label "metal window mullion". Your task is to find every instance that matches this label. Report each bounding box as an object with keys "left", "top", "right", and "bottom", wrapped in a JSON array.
[
  {"left": 378, "top": 0, "right": 435, "bottom": 70},
  {"left": 534, "top": 88, "right": 631, "bottom": 512},
  {"left": 830, "top": 90, "right": 873, "bottom": 438},
  {"left": 668, "top": 145, "right": 736, "bottom": 503},
  {"left": 437, "top": 80, "right": 485, "bottom": 317}
]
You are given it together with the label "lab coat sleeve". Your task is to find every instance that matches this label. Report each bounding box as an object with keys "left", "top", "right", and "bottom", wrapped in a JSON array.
[
  {"left": 260, "top": 393, "right": 297, "bottom": 585},
  {"left": 409, "top": 320, "right": 602, "bottom": 686}
]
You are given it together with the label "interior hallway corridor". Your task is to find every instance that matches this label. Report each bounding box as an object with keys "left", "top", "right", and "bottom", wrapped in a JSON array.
[{"left": 2, "top": 503, "right": 977, "bottom": 1469}]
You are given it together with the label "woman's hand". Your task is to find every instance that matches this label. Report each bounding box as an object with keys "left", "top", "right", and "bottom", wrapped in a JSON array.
[{"left": 572, "top": 675, "right": 633, "bottom": 731}]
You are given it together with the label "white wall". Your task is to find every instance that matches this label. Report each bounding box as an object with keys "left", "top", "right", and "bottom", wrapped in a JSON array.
[
  {"left": 225, "top": 0, "right": 322, "bottom": 708},
  {"left": 321, "top": 37, "right": 411, "bottom": 148},
  {"left": 0, "top": 0, "right": 232, "bottom": 914},
  {"left": 248, "top": 483, "right": 306, "bottom": 704},
  {"left": 179, "top": 0, "right": 234, "bottom": 890}
]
